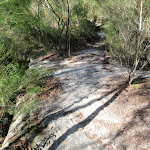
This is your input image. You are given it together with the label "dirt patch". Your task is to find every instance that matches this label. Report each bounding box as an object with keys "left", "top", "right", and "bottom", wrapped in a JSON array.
[
  {"left": 73, "top": 76, "right": 150, "bottom": 150},
  {"left": 32, "top": 49, "right": 66, "bottom": 62},
  {"left": 104, "top": 77, "right": 150, "bottom": 150},
  {"left": 38, "top": 76, "right": 63, "bottom": 101}
]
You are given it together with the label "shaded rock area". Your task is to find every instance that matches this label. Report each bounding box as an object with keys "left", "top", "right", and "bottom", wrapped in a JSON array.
[{"left": 1, "top": 39, "right": 150, "bottom": 150}]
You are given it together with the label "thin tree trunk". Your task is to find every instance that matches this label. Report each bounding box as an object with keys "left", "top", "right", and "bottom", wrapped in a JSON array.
[
  {"left": 139, "top": 0, "right": 143, "bottom": 31},
  {"left": 38, "top": 0, "right": 41, "bottom": 43},
  {"left": 66, "top": 0, "right": 71, "bottom": 57},
  {"left": 129, "top": 0, "right": 143, "bottom": 85},
  {"left": 68, "top": 33, "right": 71, "bottom": 57},
  {"left": 59, "top": 33, "right": 62, "bottom": 51}
]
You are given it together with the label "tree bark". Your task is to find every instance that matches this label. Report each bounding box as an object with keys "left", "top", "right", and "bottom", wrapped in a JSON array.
[
  {"left": 66, "top": 0, "right": 71, "bottom": 57},
  {"left": 139, "top": 0, "right": 143, "bottom": 31}
]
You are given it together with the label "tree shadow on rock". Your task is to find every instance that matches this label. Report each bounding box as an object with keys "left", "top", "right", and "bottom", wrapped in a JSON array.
[
  {"left": 7, "top": 79, "right": 128, "bottom": 150},
  {"left": 47, "top": 82, "right": 128, "bottom": 150}
]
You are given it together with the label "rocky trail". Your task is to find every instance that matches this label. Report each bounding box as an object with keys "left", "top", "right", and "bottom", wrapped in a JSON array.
[{"left": 2, "top": 40, "right": 150, "bottom": 150}]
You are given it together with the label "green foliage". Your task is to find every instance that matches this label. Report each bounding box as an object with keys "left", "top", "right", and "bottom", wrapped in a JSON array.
[
  {"left": 0, "top": 0, "right": 54, "bottom": 135},
  {"left": 21, "top": 98, "right": 38, "bottom": 115},
  {"left": 41, "top": 0, "right": 101, "bottom": 50},
  {"left": 0, "top": 0, "right": 55, "bottom": 65},
  {"left": 0, "top": 63, "right": 53, "bottom": 137},
  {"left": 103, "top": 0, "right": 150, "bottom": 83},
  {"left": 17, "top": 67, "right": 53, "bottom": 115},
  {"left": 69, "top": 0, "right": 100, "bottom": 42},
  {"left": 0, "top": 63, "right": 27, "bottom": 137},
  {"left": 0, "top": 64, "right": 26, "bottom": 108}
]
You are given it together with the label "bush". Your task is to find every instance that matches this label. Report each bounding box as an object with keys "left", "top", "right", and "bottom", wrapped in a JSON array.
[
  {"left": 0, "top": 63, "right": 28, "bottom": 137},
  {"left": 0, "top": 63, "right": 53, "bottom": 138}
]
